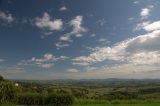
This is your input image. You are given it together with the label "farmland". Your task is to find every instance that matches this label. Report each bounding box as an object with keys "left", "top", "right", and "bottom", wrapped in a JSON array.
[{"left": 1, "top": 76, "right": 160, "bottom": 106}]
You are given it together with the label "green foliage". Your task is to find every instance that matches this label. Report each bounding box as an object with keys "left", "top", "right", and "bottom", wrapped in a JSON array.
[
  {"left": 106, "top": 90, "right": 138, "bottom": 100},
  {"left": 0, "top": 81, "right": 17, "bottom": 104},
  {"left": 17, "top": 93, "right": 44, "bottom": 105},
  {"left": 0, "top": 75, "right": 4, "bottom": 82},
  {"left": 46, "top": 93, "right": 74, "bottom": 106}
]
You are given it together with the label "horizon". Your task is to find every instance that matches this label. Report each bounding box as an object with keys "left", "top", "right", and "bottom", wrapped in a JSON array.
[{"left": 0, "top": 0, "right": 160, "bottom": 80}]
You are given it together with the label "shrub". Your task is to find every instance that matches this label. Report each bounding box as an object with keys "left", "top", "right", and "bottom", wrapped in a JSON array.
[
  {"left": 0, "top": 75, "right": 4, "bottom": 82},
  {"left": 46, "top": 93, "right": 74, "bottom": 106},
  {"left": 17, "top": 93, "right": 44, "bottom": 105},
  {"left": 107, "top": 91, "right": 138, "bottom": 100},
  {"left": 0, "top": 81, "right": 17, "bottom": 104}
]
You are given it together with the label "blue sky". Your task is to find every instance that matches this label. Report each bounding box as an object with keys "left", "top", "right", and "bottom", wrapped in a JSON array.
[{"left": 0, "top": 0, "right": 160, "bottom": 79}]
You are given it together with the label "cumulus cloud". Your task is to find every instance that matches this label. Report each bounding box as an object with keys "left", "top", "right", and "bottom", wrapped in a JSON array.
[
  {"left": 35, "top": 12, "right": 63, "bottom": 32},
  {"left": 140, "top": 5, "right": 153, "bottom": 20},
  {"left": 0, "top": 11, "right": 14, "bottom": 23},
  {"left": 143, "top": 21, "right": 160, "bottom": 31},
  {"left": 73, "top": 28, "right": 160, "bottom": 67},
  {"left": 18, "top": 53, "right": 69, "bottom": 68},
  {"left": 135, "top": 20, "right": 160, "bottom": 32}
]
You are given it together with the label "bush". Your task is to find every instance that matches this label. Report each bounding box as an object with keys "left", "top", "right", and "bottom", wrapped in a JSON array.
[
  {"left": 46, "top": 93, "right": 74, "bottom": 106},
  {"left": 107, "top": 91, "right": 138, "bottom": 100},
  {"left": 0, "top": 81, "right": 17, "bottom": 104},
  {"left": 17, "top": 93, "right": 44, "bottom": 105},
  {"left": 0, "top": 75, "right": 4, "bottom": 82}
]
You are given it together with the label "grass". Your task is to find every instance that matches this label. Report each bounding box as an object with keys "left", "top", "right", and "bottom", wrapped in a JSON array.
[
  {"left": 74, "top": 99, "right": 160, "bottom": 106},
  {"left": 74, "top": 104, "right": 160, "bottom": 106},
  {"left": 1, "top": 99, "right": 160, "bottom": 106}
]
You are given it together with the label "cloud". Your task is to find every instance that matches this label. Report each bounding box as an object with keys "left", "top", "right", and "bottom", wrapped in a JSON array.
[
  {"left": 59, "top": 35, "right": 72, "bottom": 42},
  {"left": 55, "top": 42, "right": 69, "bottom": 48},
  {"left": 97, "top": 18, "right": 106, "bottom": 26},
  {"left": 0, "top": 11, "right": 14, "bottom": 23},
  {"left": 69, "top": 16, "right": 87, "bottom": 35},
  {"left": 0, "top": 66, "right": 25, "bottom": 75},
  {"left": 143, "top": 21, "right": 160, "bottom": 31},
  {"left": 56, "top": 15, "right": 87, "bottom": 49},
  {"left": 59, "top": 6, "right": 67, "bottom": 11},
  {"left": 128, "top": 17, "right": 135, "bottom": 21},
  {"left": 35, "top": 12, "right": 63, "bottom": 32},
  {"left": 90, "top": 33, "right": 96, "bottom": 37},
  {"left": 134, "top": 20, "right": 160, "bottom": 32},
  {"left": 67, "top": 68, "right": 79, "bottom": 73},
  {"left": 0, "top": 59, "right": 5, "bottom": 62},
  {"left": 73, "top": 29, "right": 160, "bottom": 67},
  {"left": 134, "top": 21, "right": 150, "bottom": 31},
  {"left": 18, "top": 53, "right": 69, "bottom": 68},
  {"left": 98, "top": 38, "right": 108, "bottom": 42},
  {"left": 133, "top": 1, "right": 139, "bottom": 4},
  {"left": 140, "top": 5, "right": 153, "bottom": 20}
]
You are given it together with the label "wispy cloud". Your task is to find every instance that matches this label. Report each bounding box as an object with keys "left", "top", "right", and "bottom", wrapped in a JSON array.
[
  {"left": 67, "top": 68, "right": 79, "bottom": 73},
  {"left": 59, "top": 6, "right": 68, "bottom": 11},
  {"left": 56, "top": 15, "right": 87, "bottom": 49},
  {"left": 0, "top": 59, "right": 5, "bottom": 62},
  {"left": 18, "top": 53, "right": 69, "bottom": 68},
  {"left": 0, "top": 11, "right": 14, "bottom": 23}
]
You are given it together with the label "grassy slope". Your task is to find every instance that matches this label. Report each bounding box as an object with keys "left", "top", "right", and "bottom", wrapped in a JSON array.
[
  {"left": 74, "top": 104, "right": 160, "bottom": 106},
  {"left": 74, "top": 99, "right": 160, "bottom": 106}
]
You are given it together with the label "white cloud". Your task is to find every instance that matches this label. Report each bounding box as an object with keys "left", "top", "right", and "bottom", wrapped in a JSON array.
[
  {"left": 0, "top": 11, "right": 14, "bottom": 23},
  {"left": 133, "top": 1, "right": 139, "bottom": 4},
  {"left": 140, "top": 5, "right": 153, "bottom": 20},
  {"left": 55, "top": 42, "right": 69, "bottom": 48},
  {"left": 67, "top": 68, "right": 79, "bottom": 73},
  {"left": 59, "top": 35, "right": 72, "bottom": 42},
  {"left": 140, "top": 8, "right": 150, "bottom": 19},
  {"left": 59, "top": 6, "right": 67, "bottom": 11},
  {"left": 134, "top": 21, "right": 150, "bottom": 31},
  {"left": 35, "top": 12, "right": 63, "bottom": 31},
  {"left": 73, "top": 29, "right": 160, "bottom": 67},
  {"left": 18, "top": 53, "right": 69, "bottom": 68},
  {"left": 69, "top": 16, "right": 87, "bottom": 35},
  {"left": 143, "top": 21, "right": 160, "bottom": 31},
  {"left": 135, "top": 20, "right": 160, "bottom": 32},
  {"left": 56, "top": 15, "right": 87, "bottom": 48},
  {"left": 128, "top": 51, "right": 160, "bottom": 65}
]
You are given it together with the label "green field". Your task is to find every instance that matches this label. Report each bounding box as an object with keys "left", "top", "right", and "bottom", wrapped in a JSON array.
[
  {"left": 74, "top": 104, "right": 160, "bottom": 106},
  {"left": 74, "top": 99, "right": 160, "bottom": 106},
  {"left": 1, "top": 76, "right": 160, "bottom": 106}
]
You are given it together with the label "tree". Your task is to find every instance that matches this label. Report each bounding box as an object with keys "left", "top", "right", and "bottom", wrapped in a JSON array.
[
  {"left": 0, "top": 81, "right": 17, "bottom": 104},
  {"left": 0, "top": 75, "right": 4, "bottom": 81}
]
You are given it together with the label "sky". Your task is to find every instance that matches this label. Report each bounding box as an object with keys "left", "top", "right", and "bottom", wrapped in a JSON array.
[{"left": 0, "top": 0, "right": 160, "bottom": 80}]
